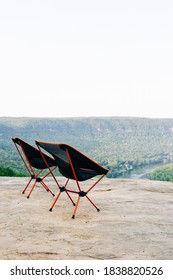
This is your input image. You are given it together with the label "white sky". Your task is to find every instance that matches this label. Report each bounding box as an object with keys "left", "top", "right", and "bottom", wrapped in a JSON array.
[{"left": 0, "top": 0, "right": 173, "bottom": 118}]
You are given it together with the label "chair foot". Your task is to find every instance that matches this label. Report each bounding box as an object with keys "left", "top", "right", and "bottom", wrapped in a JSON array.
[
  {"left": 72, "top": 214, "right": 75, "bottom": 219},
  {"left": 27, "top": 196, "right": 30, "bottom": 199},
  {"left": 52, "top": 194, "right": 55, "bottom": 197},
  {"left": 97, "top": 208, "right": 100, "bottom": 212},
  {"left": 22, "top": 191, "right": 25, "bottom": 194},
  {"left": 73, "top": 203, "right": 76, "bottom": 206},
  {"left": 49, "top": 208, "right": 53, "bottom": 212}
]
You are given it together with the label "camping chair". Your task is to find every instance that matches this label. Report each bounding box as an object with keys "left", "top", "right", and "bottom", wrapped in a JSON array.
[
  {"left": 35, "top": 141, "right": 109, "bottom": 218},
  {"left": 12, "top": 137, "right": 57, "bottom": 198}
]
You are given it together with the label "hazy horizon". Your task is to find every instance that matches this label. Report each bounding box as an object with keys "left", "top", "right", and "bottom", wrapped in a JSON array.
[{"left": 1, "top": 1, "right": 173, "bottom": 119}]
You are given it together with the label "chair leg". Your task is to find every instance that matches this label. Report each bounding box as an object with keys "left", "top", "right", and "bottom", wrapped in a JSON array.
[
  {"left": 86, "top": 195, "right": 100, "bottom": 212},
  {"left": 40, "top": 180, "right": 49, "bottom": 191},
  {"left": 27, "top": 181, "right": 37, "bottom": 198},
  {"left": 41, "top": 181, "right": 55, "bottom": 196},
  {"left": 72, "top": 195, "right": 81, "bottom": 219},
  {"left": 66, "top": 191, "right": 76, "bottom": 206},
  {"left": 49, "top": 191, "right": 61, "bottom": 211},
  {"left": 22, "top": 177, "right": 32, "bottom": 194},
  {"left": 71, "top": 191, "right": 100, "bottom": 218}
]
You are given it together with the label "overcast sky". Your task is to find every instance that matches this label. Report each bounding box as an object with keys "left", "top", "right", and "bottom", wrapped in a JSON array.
[{"left": 0, "top": 0, "right": 173, "bottom": 118}]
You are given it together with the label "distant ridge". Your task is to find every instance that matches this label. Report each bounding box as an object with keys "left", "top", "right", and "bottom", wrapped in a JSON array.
[{"left": 1, "top": 116, "right": 173, "bottom": 177}]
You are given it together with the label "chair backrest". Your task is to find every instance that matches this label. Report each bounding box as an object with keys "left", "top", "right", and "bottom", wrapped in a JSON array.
[
  {"left": 12, "top": 138, "right": 56, "bottom": 170},
  {"left": 36, "top": 141, "right": 109, "bottom": 181}
]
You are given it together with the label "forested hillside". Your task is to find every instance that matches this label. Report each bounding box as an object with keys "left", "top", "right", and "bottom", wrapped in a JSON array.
[{"left": 1, "top": 116, "right": 173, "bottom": 177}]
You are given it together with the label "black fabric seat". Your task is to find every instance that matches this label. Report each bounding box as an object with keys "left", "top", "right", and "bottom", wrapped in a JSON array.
[
  {"left": 13, "top": 137, "right": 56, "bottom": 169},
  {"left": 35, "top": 142, "right": 108, "bottom": 181},
  {"left": 12, "top": 137, "right": 56, "bottom": 198}
]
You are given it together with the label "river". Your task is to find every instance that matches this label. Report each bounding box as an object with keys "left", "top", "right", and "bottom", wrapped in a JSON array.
[{"left": 121, "top": 162, "right": 171, "bottom": 179}]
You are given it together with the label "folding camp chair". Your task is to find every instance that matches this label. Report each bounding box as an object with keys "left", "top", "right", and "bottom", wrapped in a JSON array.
[
  {"left": 36, "top": 141, "right": 109, "bottom": 218},
  {"left": 12, "top": 137, "right": 57, "bottom": 198}
]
